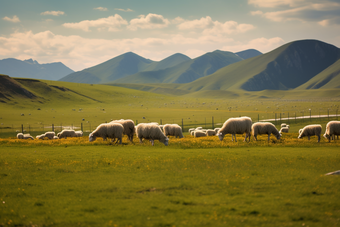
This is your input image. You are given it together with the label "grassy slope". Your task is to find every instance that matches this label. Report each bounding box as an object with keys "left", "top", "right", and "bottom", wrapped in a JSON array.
[
  {"left": 0, "top": 143, "right": 339, "bottom": 226},
  {"left": 296, "top": 58, "right": 340, "bottom": 90}
]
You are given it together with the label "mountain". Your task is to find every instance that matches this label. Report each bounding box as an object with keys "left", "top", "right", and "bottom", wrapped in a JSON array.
[
  {"left": 112, "top": 50, "right": 244, "bottom": 84},
  {"left": 177, "top": 39, "right": 340, "bottom": 92},
  {"left": 59, "top": 52, "right": 191, "bottom": 84},
  {"left": 0, "top": 74, "right": 37, "bottom": 102},
  {"left": 0, "top": 58, "right": 74, "bottom": 81},
  {"left": 235, "top": 49, "right": 262, "bottom": 60}
]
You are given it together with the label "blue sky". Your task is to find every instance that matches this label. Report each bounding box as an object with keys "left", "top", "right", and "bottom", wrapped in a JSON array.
[{"left": 1, "top": 0, "right": 340, "bottom": 71}]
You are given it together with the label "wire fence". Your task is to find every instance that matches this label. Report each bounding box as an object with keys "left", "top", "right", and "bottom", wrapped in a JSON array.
[{"left": 0, "top": 110, "right": 339, "bottom": 138}]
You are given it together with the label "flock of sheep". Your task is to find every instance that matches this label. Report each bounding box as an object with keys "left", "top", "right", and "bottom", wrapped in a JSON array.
[{"left": 16, "top": 117, "right": 340, "bottom": 145}]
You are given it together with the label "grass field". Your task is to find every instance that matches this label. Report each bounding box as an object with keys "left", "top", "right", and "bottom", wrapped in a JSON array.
[{"left": 1, "top": 135, "right": 340, "bottom": 227}]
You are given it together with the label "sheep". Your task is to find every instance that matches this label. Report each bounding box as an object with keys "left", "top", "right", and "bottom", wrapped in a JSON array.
[
  {"left": 298, "top": 124, "right": 322, "bottom": 142},
  {"left": 44, "top": 131, "right": 55, "bottom": 140},
  {"left": 188, "top": 128, "right": 195, "bottom": 133},
  {"left": 89, "top": 123, "right": 124, "bottom": 143},
  {"left": 323, "top": 121, "right": 340, "bottom": 142},
  {"left": 281, "top": 123, "right": 287, "bottom": 128},
  {"left": 36, "top": 134, "right": 45, "bottom": 140},
  {"left": 57, "top": 129, "right": 77, "bottom": 139},
  {"left": 136, "top": 123, "right": 169, "bottom": 146},
  {"left": 75, "top": 130, "right": 83, "bottom": 137},
  {"left": 214, "top": 128, "right": 221, "bottom": 133},
  {"left": 17, "top": 133, "right": 24, "bottom": 139},
  {"left": 190, "top": 131, "right": 195, "bottom": 136},
  {"left": 205, "top": 129, "right": 216, "bottom": 136},
  {"left": 251, "top": 122, "right": 281, "bottom": 141},
  {"left": 194, "top": 130, "right": 207, "bottom": 137},
  {"left": 195, "top": 127, "right": 203, "bottom": 131},
  {"left": 22, "top": 134, "right": 34, "bottom": 140},
  {"left": 217, "top": 116, "right": 252, "bottom": 142},
  {"left": 279, "top": 127, "right": 289, "bottom": 133},
  {"left": 163, "top": 124, "right": 184, "bottom": 138},
  {"left": 299, "top": 129, "right": 303, "bottom": 134},
  {"left": 110, "top": 119, "right": 135, "bottom": 142},
  {"left": 53, "top": 136, "right": 59, "bottom": 139}
]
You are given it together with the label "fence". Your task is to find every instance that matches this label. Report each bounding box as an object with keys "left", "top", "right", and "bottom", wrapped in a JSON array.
[{"left": 1, "top": 110, "right": 339, "bottom": 137}]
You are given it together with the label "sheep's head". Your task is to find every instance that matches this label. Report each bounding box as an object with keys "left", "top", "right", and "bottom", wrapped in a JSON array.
[
  {"left": 163, "top": 137, "right": 169, "bottom": 146},
  {"left": 89, "top": 133, "right": 96, "bottom": 142},
  {"left": 217, "top": 133, "right": 224, "bottom": 141},
  {"left": 276, "top": 133, "right": 282, "bottom": 140},
  {"left": 323, "top": 133, "right": 330, "bottom": 139}
]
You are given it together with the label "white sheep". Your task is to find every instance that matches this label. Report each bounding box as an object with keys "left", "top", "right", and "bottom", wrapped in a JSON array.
[
  {"left": 188, "top": 128, "right": 195, "bottom": 133},
  {"left": 23, "top": 134, "right": 34, "bottom": 140},
  {"left": 75, "top": 130, "right": 83, "bottom": 137},
  {"left": 323, "top": 121, "right": 340, "bottom": 142},
  {"left": 251, "top": 122, "right": 281, "bottom": 141},
  {"left": 136, "top": 123, "right": 169, "bottom": 146},
  {"left": 205, "top": 129, "right": 216, "bottom": 136},
  {"left": 299, "top": 129, "right": 303, "bottom": 134},
  {"left": 190, "top": 131, "right": 195, "bottom": 136},
  {"left": 279, "top": 127, "right": 289, "bottom": 133},
  {"left": 163, "top": 124, "right": 184, "bottom": 138},
  {"left": 217, "top": 116, "right": 252, "bottom": 142},
  {"left": 89, "top": 123, "right": 124, "bottom": 144},
  {"left": 214, "top": 128, "right": 221, "bottom": 133},
  {"left": 281, "top": 123, "right": 287, "bottom": 128},
  {"left": 195, "top": 127, "right": 203, "bottom": 131},
  {"left": 57, "top": 130, "right": 77, "bottom": 139},
  {"left": 194, "top": 130, "right": 207, "bottom": 137},
  {"left": 44, "top": 131, "right": 55, "bottom": 140},
  {"left": 298, "top": 124, "right": 322, "bottom": 142},
  {"left": 17, "top": 133, "right": 24, "bottom": 139},
  {"left": 36, "top": 134, "right": 45, "bottom": 140},
  {"left": 110, "top": 119, "right": 135, "bottom": 142},
  {"left": 53, "top": 136, "right": 59, "bottom": 139}
]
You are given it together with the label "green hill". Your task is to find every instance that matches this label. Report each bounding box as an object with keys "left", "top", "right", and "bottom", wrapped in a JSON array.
[
  {"left": 112, "top": 50, "right": 244, "bottom": 84},
  {"left": 177, "top": 39, "right": 340, "bottom": 92}
]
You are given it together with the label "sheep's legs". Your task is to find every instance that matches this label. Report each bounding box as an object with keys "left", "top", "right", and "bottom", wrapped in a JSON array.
[
  {"left": 317, "top": 135, "right": 320, "bottom": 142},
  {"left": 139, "top": 138, "right": 143, "bottom": 143},
  {"left": 267, "top": 134, "right": 270, "bottom": 142},
  {"left": 150, "top": 140, "right": 154, "bottom": 146}
]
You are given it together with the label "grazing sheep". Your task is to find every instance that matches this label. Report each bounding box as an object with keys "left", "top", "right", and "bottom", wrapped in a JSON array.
[
  {"left": 299, "top": 129, "right": 303, "bottom": 134},
  {"left": 205, "top": 129, "right": 216, "bottom": 136},
  {"left": 217, "top": 116, "right": 252, "bottom": 142},
  {"left": 17, "top": 133, "right": 24, "bottom": 139},
  {"left": 163, "top": 124, "right": 184, "bottom": 138},
  {"left": 44, "top": 131, "right": 55, "bottom": 140},
  {"left": 57, "top": 130, "right": 77, "bottom": 139},
  {"left": 195, "top": 127, "right": 203, "bottom": 131},
  {"left": 194, "top": 130, "right": 207, "bottom": 137},
  {"left": 23, "top": 134, "right": 34, "bottom": 140},
  {"left": 279, "top": 127, "right": 289, "bottom": 133},
  {"left": 36, "top": 134, "right": 45, "bottom": 140},
  {"left": 136, "top": 123, "right": 169, "bottom": 146},
  {"left": 281, "top": 123, "right": 287, "bottom": 128},
  {"left": 252, "top": 122, "right": 281, "bottom": 141},
  {"left": 214, "top": 128, "right": 221, "bottom": 133},
  {"left": 190, "top": 131, "right": 195, "bottom": 136},
  {"left": 298, "top": 124, "right": 322, "bottom": 142},
  {"left": 75, "top": 130, "right": 83, "bottom": 137},
  {"left": 110, "top": 119, "right": 135, "bottom": 142},
  {"left": 323, "top": 121, "right": 340, "bottom": 142},
  {"left": 89, "top": 123, "right": 124, "bottom": 143},
  {"left": 53, "top": 136, "right": 59, "bottom": 139},
  {"left": 188, "top": 128, "right": 195, "bottom": 133}
]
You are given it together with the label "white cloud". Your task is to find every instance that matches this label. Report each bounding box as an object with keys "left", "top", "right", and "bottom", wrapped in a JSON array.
[
  {"left": 172, "top": 17, "right": 185, "bottom": 24},
  {"left": 94, "top": 7, "right": 108, "bottom": 11},
  {"left": 3, "top": 15, "right": 20, "bottom": 23},
  {"left": 248, "top": 0, "right": 305, "bottom": 8},
  {"left": 41, "top": 11, "right": 65, "bottom": 16},
  {"left": 128, "top": 13, "right": 170, "bottom": 30},
  {"left": 63, "top": 15, "right": 128, "bottom": 32},
  {"left": 222, "top": 37, "right": 285, "bottom": 53},
  {"left": 251, "top": 1, "right": 340, "bottom": 26},
  {"left": 178, "top": 16, "right": 255, "bottom": 35},
  {"left": 115, "top": 8, "right": 134, "bottom": 12}
]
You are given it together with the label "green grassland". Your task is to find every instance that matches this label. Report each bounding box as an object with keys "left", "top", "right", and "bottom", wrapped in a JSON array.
[{"left": 0, "top": 137, "right": 340, "bottom": 226}]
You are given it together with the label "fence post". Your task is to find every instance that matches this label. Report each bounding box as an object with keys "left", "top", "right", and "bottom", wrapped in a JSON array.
[
  {"left": 182, "top": 119, "right": 184, "bottom": 132},
  {"left": 212, "top": 116, "right": 214, "bottom": 129},
  {"left": 160, "top": 119, "right": 162, "bottom": 125},
  {"left": 328, "top": 109, "right": 330, "bottom": 120},
  {"left": 21, "top": 124, "right": 23, "bottom": 133},
  {"left": 81, "top": 123, "right": 83, "bottom": 132},
  {"left": 288, "top": 112, "right": 289, "bottom": 124},
  {"left": 29, "top": 125, "right": 30, "bottom": 133},
  {"left": 275, "top": 113, "right": 277, "bottom": 124},
  {"left": 52, "top": 124, "right": 54, "bottom": 132},
  {"left": 295, "top": 112, "right": 296, "bottom": 123},
  {"left": 280, "top": 113, "right": 281, "bottom": 124},
  {"left": 258, "top": 114, "right": 259, "bottom": 122},
  {"left": 205, "top": 118, "right": 206, "bottom": 128}
]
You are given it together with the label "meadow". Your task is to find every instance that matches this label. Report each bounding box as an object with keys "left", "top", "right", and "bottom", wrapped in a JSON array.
[
  {"left": 1, "top": 134, "right": 340, "bottom": 227},
  {"left": 1, "top": 79, "right": 340, "bottom": 226}
]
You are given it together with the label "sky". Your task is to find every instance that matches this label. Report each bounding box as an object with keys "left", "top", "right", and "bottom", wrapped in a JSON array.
[{"left": 1, "top": 0, "right": 340, "bottom": 71}]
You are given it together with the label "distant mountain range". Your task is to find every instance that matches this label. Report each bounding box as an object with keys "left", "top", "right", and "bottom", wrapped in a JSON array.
[
  {"left": 59, "top": 49, "right": 262, "bottom": 84},
  {"left": 0, "top": 58, "right": 74, "bottom": 81}
]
